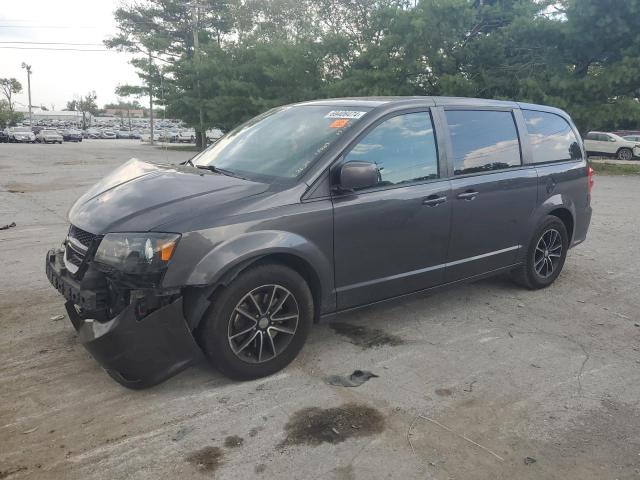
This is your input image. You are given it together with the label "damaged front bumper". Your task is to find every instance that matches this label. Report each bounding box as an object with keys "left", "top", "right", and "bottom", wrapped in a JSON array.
[{"left": 46, "top": 248, "right": 203, "bottom": 388}]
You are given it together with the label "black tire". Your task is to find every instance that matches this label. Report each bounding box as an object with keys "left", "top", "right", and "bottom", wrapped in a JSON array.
[
  {"left": 617, "top": 148, "right": 633, "bottom": 160},
  {"left": 511, "top": 216, "right": 568, "bottom": 289},
  {"left": 198, "top": 263, "right": 313, "bottom": 380}
]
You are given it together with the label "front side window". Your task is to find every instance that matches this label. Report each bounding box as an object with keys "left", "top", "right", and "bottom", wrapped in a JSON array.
[
  {"left": 192, "top": 105, "right": 371, "bottom": 182},
  {"left": 523, "top": 110, "right": 582, "bottom": 163},
  {"left": 445, "top": 110, "right": 521, "bottom": 175},
  {"left": 344, "top": 111, "right": 439, "bottom": 188}
]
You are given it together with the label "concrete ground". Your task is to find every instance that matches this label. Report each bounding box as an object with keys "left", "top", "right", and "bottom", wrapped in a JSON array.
[{"left": 1, "top": 140, "right": 639, "bottom": 479}]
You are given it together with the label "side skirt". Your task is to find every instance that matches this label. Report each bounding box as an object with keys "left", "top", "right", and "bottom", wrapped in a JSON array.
[{"left": 320, "top": 263, "right": 522, "bottom": 321}]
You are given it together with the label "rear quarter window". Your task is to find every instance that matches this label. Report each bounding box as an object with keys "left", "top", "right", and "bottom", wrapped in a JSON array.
[{"left": 523, "top": 110, "right": 582, "bottom": 163}]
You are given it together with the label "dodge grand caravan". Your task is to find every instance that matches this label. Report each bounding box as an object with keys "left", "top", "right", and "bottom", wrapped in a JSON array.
[{"left": 45, "top": 97, "right": 593, "bottom": 388}]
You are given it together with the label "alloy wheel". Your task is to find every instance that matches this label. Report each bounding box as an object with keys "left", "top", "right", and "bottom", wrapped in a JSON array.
[
  {"left": 227, "top": 284, "right": 299, "bottom": 364},
  {"left": 534, "top": 228, "right": 562, "bottom": 278},
  {"left": 618, "top": 149, "right": 632, "bottom": 160}
]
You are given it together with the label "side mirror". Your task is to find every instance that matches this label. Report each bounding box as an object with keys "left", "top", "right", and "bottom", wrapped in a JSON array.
[{"left": 338, "top": 161, "right": 379, "bottom": 191}]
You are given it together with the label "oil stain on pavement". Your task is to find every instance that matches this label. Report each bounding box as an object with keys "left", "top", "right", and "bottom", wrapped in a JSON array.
[
  {"left": 280, "top": 403, "right": 385, "bottom": 447},
  {"left": 329, "top": 322, "right": 404, "bottom": 348},
  {"left": 186, "top": 446, "right": 224, "bottom": 473}
]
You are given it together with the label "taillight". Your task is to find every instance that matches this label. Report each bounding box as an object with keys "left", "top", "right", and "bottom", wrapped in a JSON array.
[{"left": 588, "top": 166, "right": 594, "bottom": 194}]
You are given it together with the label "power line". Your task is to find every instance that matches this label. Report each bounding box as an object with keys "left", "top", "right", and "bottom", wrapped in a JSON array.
[
  {"left": 0, "top": 41, "right": 104, "bottom": 46},
  {"left": 0, "top": 46, "right": 112, "bottom": 52}
]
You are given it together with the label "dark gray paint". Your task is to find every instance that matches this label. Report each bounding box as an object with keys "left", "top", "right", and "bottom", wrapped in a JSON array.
[{"left": 65, "top": 96, "right": 592, "bottom": 320}]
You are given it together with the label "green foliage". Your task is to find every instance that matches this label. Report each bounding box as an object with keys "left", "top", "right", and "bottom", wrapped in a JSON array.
[
  {"left": 0, "top": 78, "right": 23, "bottom": 111},
  {"left": 0, "top": 100, "right": 23, "bottom": 128},
  {"left": 108, "top": 0, "right": 640, "bottom": 133}
]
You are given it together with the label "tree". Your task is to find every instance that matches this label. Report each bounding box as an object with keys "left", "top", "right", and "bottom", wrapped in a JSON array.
[
  {"left": 76, "top": 92, "right": 98, "bottom": 129},
  {"left": 65, "top": 99, "right": 78, "bottom": 111},
  {"left": 0, "top": 100, "right": 23, "bottom": 128},
  {"left": 0, "top": 78, "right": 22, "bottom": 111},
  {"left": 105, "top": 0, "right": 640, "bottom": 137}
]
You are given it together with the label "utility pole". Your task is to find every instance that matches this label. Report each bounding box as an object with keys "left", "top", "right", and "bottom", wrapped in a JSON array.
[
  {"left": 21, "top": 63, "right": 32, "bottom": 126},
  {"left": 190, "top": 2, "right": 206, "bottom": 150},
  {"left": 148, "top": 50, "right": 154, "bottom": 145}
]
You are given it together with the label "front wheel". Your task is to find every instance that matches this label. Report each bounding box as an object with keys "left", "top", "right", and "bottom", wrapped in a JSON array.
[
  {"left": 617, "top": 148, "right": 633, "bottom": 160},
  {"left": 198, "top": 263, "right": 313, "bottom": 380},
  {"left": 511, "top": 216, "right": 568, "bottom": 289}
]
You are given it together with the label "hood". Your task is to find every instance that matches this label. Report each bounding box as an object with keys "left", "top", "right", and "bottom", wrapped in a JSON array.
[{"left": 68, "top": 158, "right": 269, "bottom": 234}]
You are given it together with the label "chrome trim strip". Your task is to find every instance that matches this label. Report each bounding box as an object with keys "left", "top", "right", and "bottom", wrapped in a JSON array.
[
  {"left": 445, "top": 245, "right": 521, "bottom": 267},
  {"left": 67, "top": 236, "right": 88, "bottom": 252},
  {"left": 63, "top": 247, "right": 80, "bottom": 274},
  {"left": 336, "top": 245, "right": 521, "bottom": 293}
]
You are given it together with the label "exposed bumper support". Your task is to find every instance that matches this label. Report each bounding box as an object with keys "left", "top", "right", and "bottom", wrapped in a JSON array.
[{"left": 46, "top": 249, "right": 203, "bottom": 389}]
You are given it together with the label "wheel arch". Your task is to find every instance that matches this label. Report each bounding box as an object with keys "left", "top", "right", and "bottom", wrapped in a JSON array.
[
  {"left": 182, "top": 231, "right": 333, "bottom": 329},
  {"left": 548, "top": 207, "right": 574, "bottom": 243}
]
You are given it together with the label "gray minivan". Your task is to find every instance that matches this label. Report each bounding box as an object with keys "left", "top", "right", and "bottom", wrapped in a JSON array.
[{"left": 46, "top": 97, "right": 593, "bottom": 388}]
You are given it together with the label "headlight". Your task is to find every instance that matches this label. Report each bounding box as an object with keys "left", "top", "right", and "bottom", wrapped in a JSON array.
[{"left": 94, "top": 232, "right": 180, "bottom": 275}]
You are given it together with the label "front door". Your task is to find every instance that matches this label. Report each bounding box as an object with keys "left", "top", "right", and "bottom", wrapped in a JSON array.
[
  {"left": 443, "top": 109, "right": 538, "bottom": 282},
  {"left": 332, "top": 111, "right": 451, "bottom": 309}
]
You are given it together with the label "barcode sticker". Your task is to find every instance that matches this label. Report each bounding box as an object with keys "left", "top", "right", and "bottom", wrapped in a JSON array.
[{"left": 324, "top": 110, "right": 367, "bottom": 119}]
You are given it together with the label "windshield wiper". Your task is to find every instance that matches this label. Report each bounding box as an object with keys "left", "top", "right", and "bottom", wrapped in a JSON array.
[{"left": 196, "top": 164, "right": 247, "bottom": 180}]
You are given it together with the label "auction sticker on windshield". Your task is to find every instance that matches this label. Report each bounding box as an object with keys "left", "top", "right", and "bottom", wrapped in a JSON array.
[
  {"left": 325, "top": 110, "right": 367, "bottom": 119},
  {"left": 329, "top": 119, "right": 350, "bottom": 128}
]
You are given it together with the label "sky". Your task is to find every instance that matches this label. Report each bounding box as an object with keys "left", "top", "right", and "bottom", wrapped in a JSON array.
[{"left": 0, "top": 0, "right": 140, "bottom": 111}]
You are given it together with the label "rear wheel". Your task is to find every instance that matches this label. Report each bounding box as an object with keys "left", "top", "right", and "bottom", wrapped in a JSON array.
[
  {"left": 198, "top": 263, "right": 313, "bottom": 380},
  {"left": 511, "top": 216, "right": 568, "bottom": 289},
  {"left": 617, "top": 148, "right": 633, "bottom": 160}
]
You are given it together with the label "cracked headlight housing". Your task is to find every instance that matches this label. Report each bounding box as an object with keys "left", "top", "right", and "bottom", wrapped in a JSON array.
[{"left": 94, "top": 233, "right": 181, "bottom": 277}]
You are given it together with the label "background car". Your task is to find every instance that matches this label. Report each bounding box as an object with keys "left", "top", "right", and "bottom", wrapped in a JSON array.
[
  {"left": 116, "top": 130, "right": 132, "bottom": 139},
  {"left": 36, "top": 129, "right": 63, "bottom": 144},
  {"left": 7, "top": 127, "right": 36, "bottom": 143},
  {"left": 584, "top": 131, "right": 640, "bottom": 160},
  {"left": 62, "top": 129, "right": 83, "bottom": 142},
  {"left": 177, "top": 129, "right": 195, "bottom": 143},
  {"left": 0, "top": 130, "right": 8, "bottom": 143},
  {"left": 100, "top": 130, "right": 117, "bottom": 139},
  {"left": 85, "top": 129, "right": 101, "bottom": 139},
  {"left": 623, "top": 134, "right": 640, "bottom": 143}
]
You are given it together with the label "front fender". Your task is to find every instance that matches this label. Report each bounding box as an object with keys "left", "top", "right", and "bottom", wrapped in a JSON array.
[{"left": 164, "top": 229, "right": 335, "bottom": 314}]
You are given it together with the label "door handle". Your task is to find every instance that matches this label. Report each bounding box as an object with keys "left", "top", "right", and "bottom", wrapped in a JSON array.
[
  {"left": 457, "top": 191, "right": 479, "bottom": 201},
  {"left": 422, "top": 195, "right": 447, "bottom": 207}
]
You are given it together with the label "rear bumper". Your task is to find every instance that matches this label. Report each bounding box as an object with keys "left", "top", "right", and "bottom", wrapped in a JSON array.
[
  {"left": 46, "top": 249, "right": 203, "bottom": 389},
  {"left": 571, "top": 204, "right": 592, "bottom": 247}
]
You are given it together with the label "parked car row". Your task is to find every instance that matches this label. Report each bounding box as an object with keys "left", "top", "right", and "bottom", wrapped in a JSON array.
[{"left": 585, "top": 131, "right": 640, "bottom": 160}]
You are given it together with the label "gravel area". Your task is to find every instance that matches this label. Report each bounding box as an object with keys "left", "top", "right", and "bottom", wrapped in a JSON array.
[{"left": 1, "top": 140, "right": 639, "bottom": 479}]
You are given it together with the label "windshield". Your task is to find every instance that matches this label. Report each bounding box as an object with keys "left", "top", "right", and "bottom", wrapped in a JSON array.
[
  {"left": 13, "top": 127, "right": 31, "bottom": 132},
  {"left": 43, "top": 130, "right": 57, "bottom": 134},
  {"left": 192, "top": 105, "right": 371, "bottom": 181}
]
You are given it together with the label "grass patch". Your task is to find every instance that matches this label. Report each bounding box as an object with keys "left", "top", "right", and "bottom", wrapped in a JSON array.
[{"left": 590, "top": 161, "right": 640, "bottom": 176}]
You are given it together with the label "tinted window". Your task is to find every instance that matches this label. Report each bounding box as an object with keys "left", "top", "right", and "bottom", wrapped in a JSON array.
[
  {"left": 445, "top": 110, "right": 521, "bottom": 175},
  {"left": 523, "top": 110, "right": 582, "bottom": 163},
  {"left": 344, "top": 112, "right": 438, "bottom": 187},
  {"left": 584, "top": 132, "right": 598, "bottom": 141},
  {"left": 192, "top": 105, "right": 371, "bottom": 181}
]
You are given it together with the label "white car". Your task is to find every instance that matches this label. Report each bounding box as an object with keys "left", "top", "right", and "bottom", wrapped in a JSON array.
[
  {"left": 7, "top": 127, "right": 36, "bottom": 143},
  {"left": 36, "top": 129, "right": 63, "bottom": 144},
  {"left": 584, "top": 131, "right": 640, "bottom": 160},
  {"left": 177, "top": 129, "right": 195, "bottom": 143}
]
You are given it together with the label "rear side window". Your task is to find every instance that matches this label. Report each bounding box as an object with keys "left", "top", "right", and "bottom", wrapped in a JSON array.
[
  {"left": 523, "top": 110, "right": 582, "bottom": 163},
  {"left": 344, "top": 111, "right": 439, "bottom": 187},
  {"left": 445, "top": 110, "right": 521, "bottom": 176}
]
